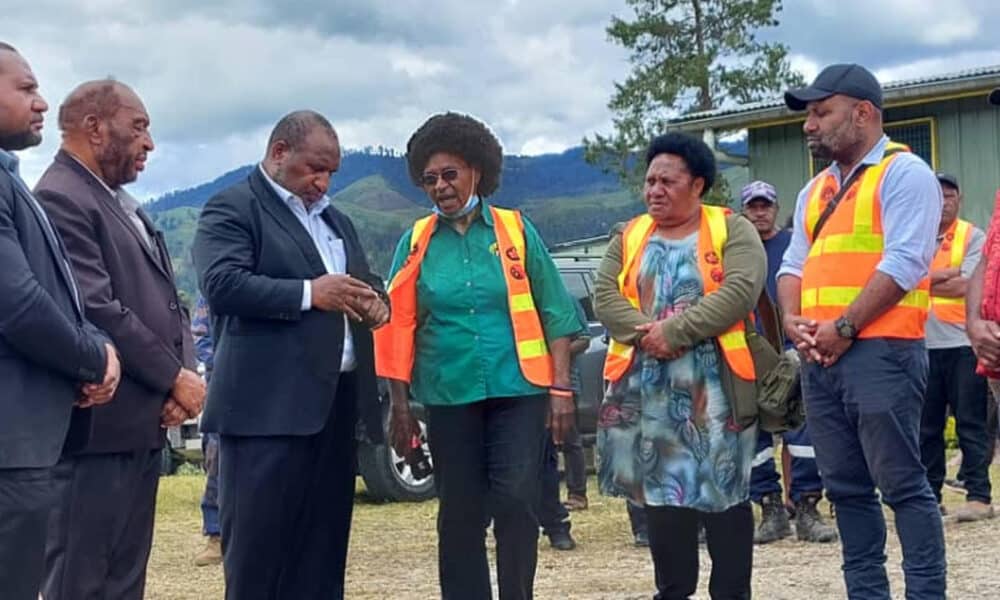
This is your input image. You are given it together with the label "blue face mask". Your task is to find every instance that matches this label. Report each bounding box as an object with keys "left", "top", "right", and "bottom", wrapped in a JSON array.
[{"left": 433, "top": 192, "right": 481, "bottom": 219}]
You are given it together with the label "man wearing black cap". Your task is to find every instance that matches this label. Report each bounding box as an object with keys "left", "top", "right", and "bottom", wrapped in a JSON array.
[
  {"left": 776, "top": 64, "right": 946, "bottom": 599},
  {"left": 919, "top": 173, "right": 991, "bottom": 523}
]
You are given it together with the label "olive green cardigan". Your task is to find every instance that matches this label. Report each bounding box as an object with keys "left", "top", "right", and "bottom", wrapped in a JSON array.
[{"left": 595, "top": 212, "right": 766, "bottom": 357}]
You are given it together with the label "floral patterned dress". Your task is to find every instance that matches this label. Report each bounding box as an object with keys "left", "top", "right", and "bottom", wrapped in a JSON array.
[{"left": 597, "top": 232, "right": 757, "bottom": 512}]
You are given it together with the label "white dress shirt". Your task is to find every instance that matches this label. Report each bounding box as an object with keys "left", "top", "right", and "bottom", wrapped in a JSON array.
[{"left": 259, "top": 165, "right": 356, "bottom": 372}]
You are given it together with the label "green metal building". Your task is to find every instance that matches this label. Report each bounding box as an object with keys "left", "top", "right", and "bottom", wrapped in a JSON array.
[{"left": 671, "top": 66, "right": 1000, "bottom": 228}]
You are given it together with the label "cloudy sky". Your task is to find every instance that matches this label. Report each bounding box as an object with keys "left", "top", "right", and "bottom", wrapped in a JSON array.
[{"left": 7, "top": 0, "right": 1000, "bottom": 200}]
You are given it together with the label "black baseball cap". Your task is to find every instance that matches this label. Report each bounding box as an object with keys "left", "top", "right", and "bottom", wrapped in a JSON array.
[
  {"left": 936, "top": 172, "right": 960, "bottom": 192},
  {"left": 785, "top": 63, "right": 883, "bottom": 111},
  {"left": 989, "top": 88, "right": 1000, "bottom": 106}
]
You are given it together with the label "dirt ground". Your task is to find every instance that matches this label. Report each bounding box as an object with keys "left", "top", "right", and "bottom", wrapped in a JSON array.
[{"left": 146, "top": 470, "right": 1000, "bottom": 599}]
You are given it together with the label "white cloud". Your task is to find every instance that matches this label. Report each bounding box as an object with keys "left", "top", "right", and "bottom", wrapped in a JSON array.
[
  {"left": 519, "top": 136, "right": 567, "bottom": 156},
  {"left": 5, "top": 0, "right": 1000, "bottom": 200}
]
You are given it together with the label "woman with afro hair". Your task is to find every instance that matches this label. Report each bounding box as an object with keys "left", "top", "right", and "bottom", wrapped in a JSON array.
[{"left": 374, "top": 112, "right": 584, "bottom": 599}]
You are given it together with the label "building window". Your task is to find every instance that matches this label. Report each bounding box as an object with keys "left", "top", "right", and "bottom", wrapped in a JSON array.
[{"left": 810, "top": 117, "right": 936, "bottom": 174}]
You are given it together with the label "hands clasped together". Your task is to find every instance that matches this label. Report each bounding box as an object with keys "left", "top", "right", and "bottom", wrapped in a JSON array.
[
  {"left": 783, "top": 315, "right": 851, "bottom": 367},
  {"left": 634, "top": 321, "right": 686, "bottom": 360},
  {"left": 161, "top": 367, "right": 207, "bottom": 427},
  {"left": 311, "top": 273, "right": 389, "bottom": 328},
  {"left": 77, "top": 343, "right": 122, "bottom": 409}
]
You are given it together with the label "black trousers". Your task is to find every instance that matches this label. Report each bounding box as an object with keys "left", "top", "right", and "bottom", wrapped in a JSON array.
[
  {"left": 427, "top": 394, "right": 548, "bottom": 600},
  {"left": 0, "top": 466, "right": 63, "bottom": 600},
  {"left": 920, "top": 345, "right": 991, "bottom": 503},
  {"left": 647, "top": 502, "right": 753, "bottom": 600},
  {"left": 218, "top": 373, "right": 358, "bottom": 600},
  {"left": 537, "top": 434, "right": 570, "bottom": 536},
  {"left": 43, "top": 449, "right": 160, "bottom": 600}
]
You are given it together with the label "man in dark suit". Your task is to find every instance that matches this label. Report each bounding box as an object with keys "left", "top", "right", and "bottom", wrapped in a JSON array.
[
  {"left": 0, "top": 43, "right": 121, "bottom": 600},
  {"left": 193, "top": 110, "right": 389, "bottom": 599},
  {"left": 34, "top": 79, "right": 204, "bottom": 600}
]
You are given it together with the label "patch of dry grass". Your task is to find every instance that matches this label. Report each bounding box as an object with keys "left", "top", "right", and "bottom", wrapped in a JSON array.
[{"left": 146, "top": 466, "right": 1000, "bottom": 599}]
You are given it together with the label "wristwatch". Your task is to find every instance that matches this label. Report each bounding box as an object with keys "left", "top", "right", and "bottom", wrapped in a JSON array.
[{"left": 834, "top": 316, "right": 858, "bottom": 339}]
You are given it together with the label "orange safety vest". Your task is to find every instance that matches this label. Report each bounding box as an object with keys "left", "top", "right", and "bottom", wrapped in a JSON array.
[
  {"left": 929, "top": 218, "right": 972, "bottom": 325},
  {"left": 602, "top": 204, "right": 756, "bottom": 383},
  {"left": 800, "top": 141, "right": 930, "bottom": 339},
  {"left": 373, "top": 206, "right": 553, "bottom": 387}
]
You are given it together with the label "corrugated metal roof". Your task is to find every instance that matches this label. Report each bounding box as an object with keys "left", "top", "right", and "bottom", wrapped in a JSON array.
[{"left": 671, "top": 64, "right": 1000, "bottom": 127}]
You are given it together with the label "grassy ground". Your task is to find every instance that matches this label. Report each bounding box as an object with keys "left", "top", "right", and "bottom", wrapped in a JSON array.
[{"left": 147, "top": 462, "right": 1000, "bottom": 599}]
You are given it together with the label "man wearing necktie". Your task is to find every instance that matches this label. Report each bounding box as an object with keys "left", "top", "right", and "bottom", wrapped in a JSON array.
[
  {"left": 33, "top": 79, "right": 203, "bottom": 600},
  {"left": 0, "top": 43, "right": 121, "bottom": 600}
]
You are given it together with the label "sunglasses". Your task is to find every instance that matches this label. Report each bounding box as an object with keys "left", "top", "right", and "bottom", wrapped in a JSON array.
[{"left": 420, "top": 168, "right": 460, "bottom": 187}]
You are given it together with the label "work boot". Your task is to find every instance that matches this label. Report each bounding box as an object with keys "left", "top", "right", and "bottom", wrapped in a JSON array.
[
  {"left": 547, "top": 530, "right": 577, "bottom": 551},
  {"left": 194, "top": 535, "right": 222, "bottom": 566},
  {"left": 953, "top": 500, "right": 995, "bottom": 523},
  {"left": 754, "top": 492, "right": 792, "bottom": 544},
  {"left": 795, "top": 493, "right": 838, "bottom": 543}
]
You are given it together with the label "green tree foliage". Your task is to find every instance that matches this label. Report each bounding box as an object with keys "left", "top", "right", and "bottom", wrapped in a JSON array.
[{"left": 584, "top": 0, "right": 804, "bottom": 204}]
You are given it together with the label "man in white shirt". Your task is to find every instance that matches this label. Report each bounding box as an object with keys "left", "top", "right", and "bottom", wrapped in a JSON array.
[{"left": 192, "top": 110, "right": 389, "bottom": 600}]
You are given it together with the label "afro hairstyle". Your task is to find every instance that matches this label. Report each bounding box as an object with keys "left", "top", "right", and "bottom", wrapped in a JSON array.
[{"left": 406, "top": 112, "right": 503, "bottom": 197}]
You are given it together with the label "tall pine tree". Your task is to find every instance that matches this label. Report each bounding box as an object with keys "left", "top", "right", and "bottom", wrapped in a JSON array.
[{"left": 584, "top": 0, "right": 804, "bottom": 198}]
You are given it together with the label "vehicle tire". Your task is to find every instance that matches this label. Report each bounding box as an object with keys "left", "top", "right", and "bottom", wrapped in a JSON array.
[{"left": 358, "top": 419, "right": 436, "bottom": 502}]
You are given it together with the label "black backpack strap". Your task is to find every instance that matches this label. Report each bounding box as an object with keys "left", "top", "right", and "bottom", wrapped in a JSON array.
[{"left": 810, "top": 165, "right": 869, "bottom": 241}]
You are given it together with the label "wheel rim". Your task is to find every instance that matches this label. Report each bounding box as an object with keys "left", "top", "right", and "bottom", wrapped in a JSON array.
[{"left": 388, "top": 420, "right": 433, "bottom": 487}]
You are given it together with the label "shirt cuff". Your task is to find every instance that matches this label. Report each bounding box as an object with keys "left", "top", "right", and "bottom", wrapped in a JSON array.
[
  {"left": 776, "top": 266, "right": 803, "bottom": 280},
  {"left": 875, "top": 260, "right": 923, "bottom": 291},
  {"left": 301, "top": 280, "right": 312, "bottom": 311}
]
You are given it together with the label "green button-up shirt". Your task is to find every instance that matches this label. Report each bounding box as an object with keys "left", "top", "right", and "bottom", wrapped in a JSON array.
[{"left": 387, "top": 204, "right": 582, "bottom": 406}]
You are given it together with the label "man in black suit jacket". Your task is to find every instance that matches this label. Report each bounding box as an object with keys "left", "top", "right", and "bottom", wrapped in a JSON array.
[
  {"left": 0, "top": 44, "right": 120, "bottom": 600},
  {"left": 193, "top": 110, "right": 389, "bottom": 599},
  {"left": 34, "top": 80, "right": 204, "bottom": 600}
]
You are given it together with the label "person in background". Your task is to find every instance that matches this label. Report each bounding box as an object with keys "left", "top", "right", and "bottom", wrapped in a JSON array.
[
  {"left": 741, "top": 180, "right": 837, "bottom": 545},
  {"left": 190, "top": 294, "right": 223, "bottom": 565},
  {"left": 537, "top": 298, "right": 591, "bottom": 551},
  {"left": 919, "top": 173, "right": 991, "bottom": 521},
  {"left": 559, "top": 298, "right": 592, "bottom": 513},
  {"left": 778, "top": 63, "right": 945, "bottom": 599},
  {"left": 596, "top": 131, "right": 765, "bottom": 599},
  {"left": 379, "top": 112, "right": 582, "bottom": 600}
]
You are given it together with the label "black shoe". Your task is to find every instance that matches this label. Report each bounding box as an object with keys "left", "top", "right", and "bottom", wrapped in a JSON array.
[
  {"left": 548, "top": 530, "right": 577, "bottom": 551},
  {"left": 633, "top": 530, "right": 649, "bottom": 547},
  {"left": 794, "top": 493, "right": 838, "bottom": 543},
  {"left": 755, "top": 492, "right": 793, "bottom": 544}
]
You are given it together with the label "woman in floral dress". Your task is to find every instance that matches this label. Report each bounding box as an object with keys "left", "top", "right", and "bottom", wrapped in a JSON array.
[{"left": 595, "top": 132, "right": 766, "bottom": 599}]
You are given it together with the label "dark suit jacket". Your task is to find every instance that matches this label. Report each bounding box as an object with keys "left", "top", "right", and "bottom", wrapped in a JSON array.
[
  {"left": 35, "top": 150, "right": 195, "bottom": 454},
  {"left": 192, "top": 167, "right": 384, "bottom": 442},
  {"left": 0, "top": 159, "right": 107, "bottom": 469}
]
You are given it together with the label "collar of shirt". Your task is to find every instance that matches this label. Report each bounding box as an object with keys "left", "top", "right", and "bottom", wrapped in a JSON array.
[
  {"left": 66, "top": 152, "right": 117, "bottom": 199},
  {"left": 827, "top": 134, "right": 890, "bottom": 184},
  {"left": 257, "top": 163, "right": 330, "bottom": 216}
]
